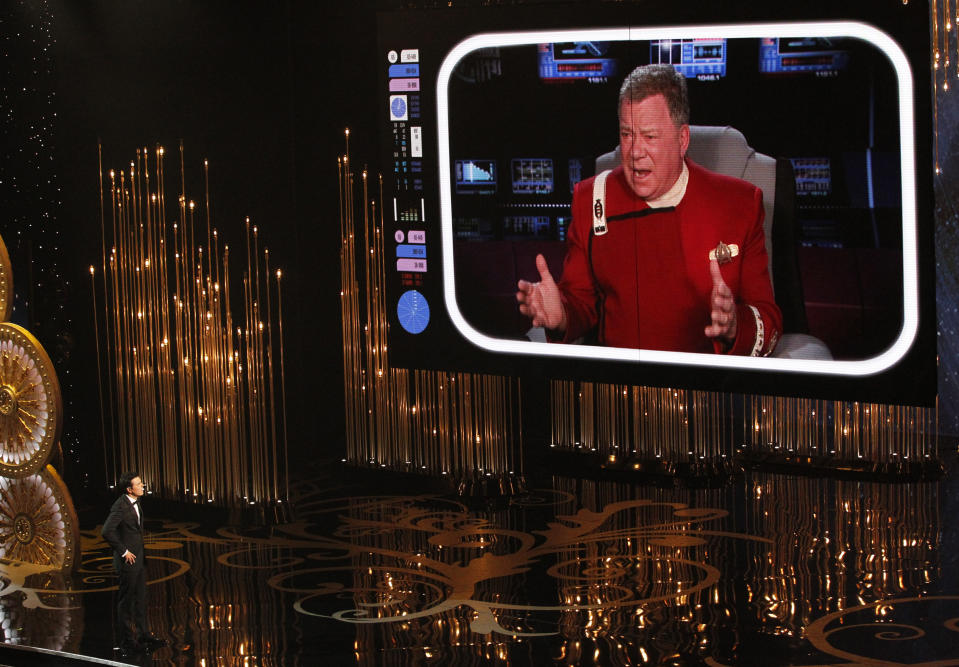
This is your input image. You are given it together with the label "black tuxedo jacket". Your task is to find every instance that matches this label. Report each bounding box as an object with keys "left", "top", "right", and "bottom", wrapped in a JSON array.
[{"left": 102, "top": 495, "right": 145, "bottom": 569}]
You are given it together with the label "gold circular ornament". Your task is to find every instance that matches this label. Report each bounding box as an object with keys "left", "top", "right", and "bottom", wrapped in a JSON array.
[
  {"left": 0, "top": 234, "right": 11, "bottom": 322},
  {"left": 0, "top": 384, "right": 19, "bottom": 416},
  {"left": 0, "top": 464, "right": 79, "bottom": 572},
  {"left": 0, "top": 323, "right": 62, "bottom": 477},
  {"left": 13, "top": 513, "right": 34, "bottom": 543}
]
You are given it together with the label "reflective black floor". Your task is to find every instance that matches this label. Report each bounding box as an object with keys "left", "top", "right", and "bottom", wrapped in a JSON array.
[{"left": 3, "top": 451, "right": 959, "bottom": 666}]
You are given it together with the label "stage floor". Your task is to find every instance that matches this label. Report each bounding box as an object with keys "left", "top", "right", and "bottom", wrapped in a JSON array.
[{"left": 3, "top": 453, "right": 959, "bottom": 666}]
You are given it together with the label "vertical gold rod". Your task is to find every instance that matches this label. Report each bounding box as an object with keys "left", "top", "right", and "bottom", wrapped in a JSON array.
[
  {"left": 252, "top": 224, "right": 268, "bottom": 500},
  {"left": 126, "top": 161, "right": 138, "bottom": 475},
  {"left": 211, "top": 232, "right": 226, "bottom": 499},
  {"left": 110, "top": 171, "right": 132, "bottom": 476},
  {"left": 187, "top": 200, "right": 200, "bottom": 498},
  {"left": 346, "top": 157, "right": 360, "bottom": 464},
  {"left": 141, "top": 148, "right": 160, "bottom": 488},
  {"left": 90, "top": 265, "right": 109, "bottom": 485},
  {"left": 242, "top": 273, "right": 253, "bottom": 498},
  {"left": 263, "top": 248, "right": 279, "bottom": 501},
  {"left": 338, "top": 155, "right": 350, "bottom": 461},
  {"left": 345, "top": 162, "right": 358, "bottom": 464},
  {"left": 179, "top": 144, "right": 194, "bottom": 497},
  {"left": 340, "top": 150, "right": 358, "bottom": 463},
  {"left": 243, "top": 234, "right": 256, "bottom": 501},
  {"left": 159, "top": 146, "right": 177, "bottom": 498},
  {"left": 276, "top": 268, "right": 289, "bottom": 501},
  {"left": 224, "top": 248, "right": 244, "bottom": 502},
  {"left": 134, "top": 150, "right": 148, "bottom": 480},
  {"left": 935, "top": 0, "right": 942, "bottom": 173},
  {"left": 945, "top": 0, "right": 952, "bottom": 77},
  {"left": 249, "top": 227, "right": 262, "bottom": 500},
  {"left": 119, "top": 171, "right": 134, "bottom": 472},
  {"left": 146, "top": 147, "right": 161, "bottom": 485},
  {"left": 242, "top": 221, "right": 254, "bottom": 499},
  {"left": 97, "top": 144, "right": 118, "bottom": 484},
  {"left": 116, "top": 170, "right": 128, "bottom": 474},
  {"left": 173, "top": 205, "right": 186, "bottom": 496},
  {"left": 374, "top": 176, "right": 390, "bottom": 466},
  {"left": 361, "top": 170, "right": 373, "bottom": 463},
  {"left": 221, "top": 247, "right": 236, "bottom": 500}
]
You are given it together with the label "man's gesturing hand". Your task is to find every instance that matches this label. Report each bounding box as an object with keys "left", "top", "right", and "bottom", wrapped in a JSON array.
[
  {"left": 704, "top": 258, "right": 737, "bottom": 345},
  {"left": 516, "top": 253, "right": 568, "bottom": 333}
]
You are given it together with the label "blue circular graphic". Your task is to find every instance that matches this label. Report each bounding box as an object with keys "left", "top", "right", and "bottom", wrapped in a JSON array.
[
  {"left": 397, "top": 290, "right": 429, "bottom": 334},
  {"left": 391, "top": 96, "right": 407, "bottom": 118}
]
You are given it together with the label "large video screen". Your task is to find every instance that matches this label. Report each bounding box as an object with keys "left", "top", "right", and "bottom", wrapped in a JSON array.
[{"left": 377, "top": 1, "right": 935, "bottom": 405}]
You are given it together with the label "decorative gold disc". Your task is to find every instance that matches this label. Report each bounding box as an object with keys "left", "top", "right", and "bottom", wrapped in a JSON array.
[
  {"left": 0, "top": 234, "right": 11, "bottom": 322},
  {"left": 0, "top": 464, "right": 79, "bottom": 572},
  {"left": 0, "top": 323, "right": 62, "bottom": 478}
]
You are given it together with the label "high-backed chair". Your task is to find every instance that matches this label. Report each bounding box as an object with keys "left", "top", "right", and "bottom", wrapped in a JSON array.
[{"left": 595, "top": 125, "right": 831, "bottom": 360}]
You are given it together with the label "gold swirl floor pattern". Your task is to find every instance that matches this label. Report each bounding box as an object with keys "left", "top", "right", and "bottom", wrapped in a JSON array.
[{"left": 2, "top": 462, "right": 959, "bottom": 666}]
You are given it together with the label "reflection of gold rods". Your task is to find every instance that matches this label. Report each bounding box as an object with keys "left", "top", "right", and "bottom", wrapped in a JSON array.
[
  {"left": 747, "top": 473, "right": 940, "bottom": 634},
  {"left": 338, "top": 131, "right": 523, "bottom": 484},
  {"left": 744, "top": 396, "right": 938, "bottom": 464},
  {"left": 552, "top": 477, "right": 740, "bottom": 662},
  {"left": 91, "top": 144, "right": 289, "bottom": 508},
  {"left": 549, "top": 381, "right": 731, "bottom": 466}
]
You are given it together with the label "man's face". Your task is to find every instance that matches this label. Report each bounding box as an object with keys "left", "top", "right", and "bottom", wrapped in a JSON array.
[
  {"left": 619, "top": 93, "right": 689, "bottom": 200},
  {"left": 127, "top": 477, "right": 145, "bottom": 498}
]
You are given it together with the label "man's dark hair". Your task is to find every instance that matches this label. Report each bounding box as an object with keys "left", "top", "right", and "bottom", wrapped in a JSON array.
[
  {"left": 118, "top": 471, "right": 140, "bottom": 494},
  {"left": 618, "top": 64, "right": 689, "bottom": 126}
]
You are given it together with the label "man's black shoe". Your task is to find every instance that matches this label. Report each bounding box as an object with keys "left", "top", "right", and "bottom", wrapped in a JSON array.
[
  {"left": 138, "top": 635, "right": 167, "bottom": 651},
  {"left": 116, "top": 640, "right": 143, "bottom": 658}
]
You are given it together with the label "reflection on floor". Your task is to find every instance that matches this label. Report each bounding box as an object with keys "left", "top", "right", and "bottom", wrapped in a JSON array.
[{"left": 2, "top": 454, "right": 959, "bottom": 666}]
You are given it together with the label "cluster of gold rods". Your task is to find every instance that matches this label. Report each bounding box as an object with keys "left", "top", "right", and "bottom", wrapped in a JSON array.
[
  {"left": 549, "top": 385, "right": 938, "bottom": 468},
  {"left": 929, "top": 0, "right": 959, "bottom": 173},
  {"left": 743, "top": 396, "right": 938, "bottom": 463},
  {"left": 549, "top": 381, "right": 731, "bottom": 465},
  {"left": 91, "top": 143, "right": 289, "bottom": 507},
  {"left": 339, "top": 130, "right": 522, "bottom": 481}
]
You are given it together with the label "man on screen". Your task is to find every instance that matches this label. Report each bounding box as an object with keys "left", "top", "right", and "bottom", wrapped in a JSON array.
[{"left": 516, "top": 64, "right": 782, "bottom": 355}]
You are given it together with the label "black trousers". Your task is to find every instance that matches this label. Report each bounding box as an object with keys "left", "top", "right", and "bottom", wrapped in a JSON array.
[{"left": 115, "top": 559, "right": 147, "bottom": 644}]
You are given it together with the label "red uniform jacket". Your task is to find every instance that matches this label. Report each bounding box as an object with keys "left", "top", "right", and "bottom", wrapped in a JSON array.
[{"left": 555, "top": 160, "right": 782, "bottom": 355}]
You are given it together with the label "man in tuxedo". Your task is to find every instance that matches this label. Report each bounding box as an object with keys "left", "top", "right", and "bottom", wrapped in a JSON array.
[{"left": 102, "top": 471, "right": 163, "bottom": 655}]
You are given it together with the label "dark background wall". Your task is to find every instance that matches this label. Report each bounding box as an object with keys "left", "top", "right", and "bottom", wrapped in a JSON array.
[{"left": 3, "top": 0, "right": 388, "bottom": 495}]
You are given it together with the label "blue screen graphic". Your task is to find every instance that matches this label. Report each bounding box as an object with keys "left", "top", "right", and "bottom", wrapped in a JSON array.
[
  {"left": 397, "top": 290, "right": 430, "bottom": 334},
  {"left": 650, "top": 39, "right": 726, "bottom": 79},
  {"left": 454, "top": 159, "right": 497, "bottom": 195}
]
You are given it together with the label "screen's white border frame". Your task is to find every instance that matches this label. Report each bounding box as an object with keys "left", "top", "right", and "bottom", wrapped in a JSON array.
[{"left": 436, "top": 22, "right": 917, "bottom": 376}]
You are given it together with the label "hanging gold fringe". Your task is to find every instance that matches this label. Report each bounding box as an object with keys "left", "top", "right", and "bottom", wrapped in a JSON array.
[
  {"left": 92, "top": 144, "right": 289, "bottom": 509},
  {"left": 742, "top": 396, "right": 938, "bottom": 470},
  {"left": 929, "top": 0, "right": 959, "bottom": 173},
  {"left": 550, "top": 386, "right": 937, "bottom": 473},
  {"left": 549, "top": 381, "right": 732, "bottom": 472},
  {"left": 338, "top": 131, "right": 523, "bottom": 489}
]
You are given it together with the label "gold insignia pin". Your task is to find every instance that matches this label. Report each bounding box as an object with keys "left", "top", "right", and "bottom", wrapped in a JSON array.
[{"left": 708, "top": 242, "right": 739, "bottom": 264}]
